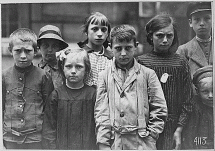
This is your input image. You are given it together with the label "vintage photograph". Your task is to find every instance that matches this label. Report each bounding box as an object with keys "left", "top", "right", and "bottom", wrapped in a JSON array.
[{"left": 1, "top": 0, "right": 214, "bottom": 150}]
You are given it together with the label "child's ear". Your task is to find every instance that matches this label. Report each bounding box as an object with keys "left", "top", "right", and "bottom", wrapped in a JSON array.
[
  {"left": 188, "top": 19, "right": 193, "bottom": 28},
  {"left": 195, "top": 87, "right": 199, "bottom": 95},
  {"left": 8, "top": 46, "right": 12, "bottom": 55},
  {"left": 136, "top": 42, "right": 139, "bottom": 47},
  {"left": 108, "top": 42, "right": 112, "bottom": 48}
]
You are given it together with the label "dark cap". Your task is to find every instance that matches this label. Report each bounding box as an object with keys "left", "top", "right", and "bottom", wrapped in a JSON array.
[
  {"left": 37, "top": 25, "right": 68, "bottom": 51},
  {"left": 193, "top": 65, "right": 213, "bottom": 87},
  {"left": 186, "top": 2, "right": 211, "bottom": 18}
]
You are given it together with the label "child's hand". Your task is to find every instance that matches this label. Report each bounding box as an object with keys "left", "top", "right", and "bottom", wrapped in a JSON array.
[
  {"left": 173, "top": 126, "right": 183, "bottom": 150},
  {"left": 98, "top": 143, "right": 111, "bottom": 150}
]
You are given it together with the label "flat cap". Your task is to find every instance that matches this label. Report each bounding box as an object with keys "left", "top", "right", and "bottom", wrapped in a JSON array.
[
  {"left": 186, "top": 2, "right": 211, "bottom": 18},
  {"left": 193, "top": 65, "right": 213, "bottom": 86}
]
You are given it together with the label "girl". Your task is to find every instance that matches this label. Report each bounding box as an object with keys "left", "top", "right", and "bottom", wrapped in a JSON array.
[
  {"left": 42, "top": 48, "right": 97, "bottom": 149},
  {"left": 77, "top": 12, "right": 113, "bottom": 87},
  {"left": 138, "top": 13, "right": 192, "bottom": 150}
]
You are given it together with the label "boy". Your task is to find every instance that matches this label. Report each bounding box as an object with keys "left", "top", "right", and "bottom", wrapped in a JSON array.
[
  {"left": 94, "top": 25, "right": 167, "bottom": 150},
  {"left": 2, "top": 28, "right": 54, "bottom": 149},
  {"left": 182, "top": 65, "right": 213, "bottom": 149},
  {"left": 37, "top": 25, "right": 69, "bottom": 88},
  {"left": 177, "top": 2, "right": 212, "bottom": 79}
]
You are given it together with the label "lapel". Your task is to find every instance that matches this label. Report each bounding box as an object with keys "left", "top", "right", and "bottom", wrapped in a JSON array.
[
  {"left": 111, "top": 59, "right": 139, "bottom": 93},
  {"left": 189, "top": 38, "right": 208, "bottom": 67}
]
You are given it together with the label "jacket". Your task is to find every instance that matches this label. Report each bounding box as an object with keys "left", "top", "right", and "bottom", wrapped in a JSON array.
[
  {"left": 176, "top": 37, "right": 213, "bottom": 78},
  {"left": 94, "top": 58, "right": 167, "bottom": 147},
  {"left": 2, "top": 64, "right": 54, "bottom": 144}
]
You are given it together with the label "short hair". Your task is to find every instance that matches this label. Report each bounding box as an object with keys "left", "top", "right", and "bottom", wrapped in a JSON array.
[
  {"left": 145, "top": 13, "right": 178, "bottom": 48},
  {"left": 58, "top": 48, "right": 91, "bottom": 83},
  {"left": 110, "top": 24, "right": 137, "bottom": 47},
  {"left": 8, "top": 28, "right": 37, "bottom": 53}
]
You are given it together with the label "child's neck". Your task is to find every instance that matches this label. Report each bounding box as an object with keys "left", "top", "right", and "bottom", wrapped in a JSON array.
[
  {"left": 15, "top": 63, "right": 33, "bottom": 73},
  {"left": 87, "top": 42, "right": 103, "bottom": 52},
  {"left": 66, "top": 79, "right": 84, "bottom": 89}
]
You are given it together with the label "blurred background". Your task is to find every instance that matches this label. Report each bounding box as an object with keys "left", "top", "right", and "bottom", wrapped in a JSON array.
[{"left": 1, "top": 1, "right": 204, "bottom": 70}]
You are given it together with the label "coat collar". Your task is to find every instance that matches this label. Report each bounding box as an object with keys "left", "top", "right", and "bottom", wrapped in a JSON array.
[
  {"left": 38, "top": 59, "right": 59, "bottom": 70},
  {"left": 111, "top": 58, "right": 140, "bottom": 91},
  {"left": 189, "top": 37, "right": 209, "bottom": 67}
]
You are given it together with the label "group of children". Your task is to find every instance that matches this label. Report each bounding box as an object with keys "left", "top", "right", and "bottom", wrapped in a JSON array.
[{"left": 2, "top": 2, "right": 213, "bottom": 150}]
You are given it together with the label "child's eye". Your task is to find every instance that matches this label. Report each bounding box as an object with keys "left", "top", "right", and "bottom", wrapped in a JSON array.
[
  {"left": 115, "top": 47, "right": 122, "bottom": 51},
  {"left": 65, "top": 64, "right": 72, "bottom": 69},
  {"left": 125, "top": 46, "right": 132, "bottom": 51},
  {"left": 24, "top": 49, "right": 33, "bottom": 53},
  {"left": 14, "top": 49, "right": 21, "bottom": 53},
  {"left": 101, "top": 27, "right": 108, "bottom": 32},
  {"left": 156, "top": 33, "right": 165, "bottom": 39},
  {"left": 92, "top": 27, "right": 98, "bottom": 32},
  {"left": 76, "top": 65, "right": 83, "bottom": 69},
  {"left": 167, "top": 34, "right": 174, "bottom": 39},
  {"left": 42, "top": 43, "right": 49, "bottom": 48}
]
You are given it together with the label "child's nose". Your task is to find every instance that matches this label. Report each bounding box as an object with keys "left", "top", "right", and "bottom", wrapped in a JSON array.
[
  {"left": 71, "top": 67, "right": 76, "bottom": 73},
  {"left": 121, "top": 49, "right": 126, "bottom": 56},
  {"left": 20, "top": 51, "right": 27, "bottom": 58},
  {"left": 97, "top": 29, "right": 102, "bottom": 37},
  {"left": 163, "top": 36, "right": 168, "bottom": 43},
  {"left": 208, "top": 92, "right": 213, "bottom": 98}
]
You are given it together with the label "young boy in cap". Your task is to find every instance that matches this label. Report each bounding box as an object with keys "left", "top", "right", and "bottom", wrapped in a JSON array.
[
  {"left": 2, "top": 28, "right": 54, "bottom": 149},
  {"left": 177, "top": 2, "right": 212, "bottom": 80},
  {"left": 94, "top": 24, "right": 167, "bottom": 150},
  {"left": 182, "top": 65, "right": 213, "bottom": 149},
  {"left": 37, "top": 25, "right": 69, "bottom": 88}
]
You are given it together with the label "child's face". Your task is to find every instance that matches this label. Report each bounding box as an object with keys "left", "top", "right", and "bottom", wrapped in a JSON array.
[
  {"left": 63, "top": 53, "right": 86, "bottom": 86},
  {"left": 112, "top": 39, "right": 136, "bottom": 68},
  {"left": 39, "top": 39, "right": 60, "bottom": 63},
  {"left": 87, "top": 23, "right": 108, "bottom": 47},
  {"left": 189, "top": 11, "right": 212, "bottom": 39},
  {"left": 197, "top": 77, "right": 213, "bottom": 107},
  {"left": 11, "top": 39, "right": 35, "bottom": 68},
  {"left": 152, "top": 24, "right": 174, "bottom": 53}
]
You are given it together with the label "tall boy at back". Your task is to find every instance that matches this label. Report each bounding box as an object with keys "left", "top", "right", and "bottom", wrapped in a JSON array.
[
  {"left": 2, "top": 28, "right": 54, "bottom": 149},
  {"left": 94, "top": 25, "right": 167, "bottom": 150},
  {"left": 177, "top": 2, "right": 212, "bottom": 79}
]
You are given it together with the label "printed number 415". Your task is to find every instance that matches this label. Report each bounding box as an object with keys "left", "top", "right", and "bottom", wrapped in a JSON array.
[{"left": 194, "top": 137, "right": 207, "bottom": 145}]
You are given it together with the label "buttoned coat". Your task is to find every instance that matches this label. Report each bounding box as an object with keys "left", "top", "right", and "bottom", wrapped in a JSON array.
[
  {"left": 176, "top": 37, "right": 213, "bottom": 79},
  {"left": 94, "top": 59, "right": 167, "bottom": 149}
]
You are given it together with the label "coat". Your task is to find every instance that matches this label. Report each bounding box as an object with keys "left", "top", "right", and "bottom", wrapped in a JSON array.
[
  {"left": 2, "top": 64, "right": 54, "bottom": 144},
  {"left": 94, "top": 58, "right": 167, "bottom": 149},
  {"left": 176, "top": 37, "right": 213, "bottom": 79}
]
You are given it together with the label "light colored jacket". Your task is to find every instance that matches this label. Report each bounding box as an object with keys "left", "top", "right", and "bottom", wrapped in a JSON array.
[
  {"left": 176, "top": 37, "right": 213, "bottom": 79},
  {"left": 94, "top": 59, "right": 167, "bottom": 147}
]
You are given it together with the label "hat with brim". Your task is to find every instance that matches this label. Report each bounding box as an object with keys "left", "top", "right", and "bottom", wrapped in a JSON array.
[
  {"left": 37, "top": 25, "right": 68, "bottom": 51},
  {"left": 193, "top": 65, "right": 213, "bottom": 87},
  {"left": 186, "top": 2, "right": 211, "bottom": 18}
]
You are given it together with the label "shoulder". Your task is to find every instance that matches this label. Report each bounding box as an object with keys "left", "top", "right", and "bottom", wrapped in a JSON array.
[
  {"left": 2, "top": 66, "right": 14, "bottom": 76},
  {"left": 83, "top": 84, "right": 96, "bottom": 93},
  {"left": 177, "top": 38, "right": 196, "bottom": 52}
]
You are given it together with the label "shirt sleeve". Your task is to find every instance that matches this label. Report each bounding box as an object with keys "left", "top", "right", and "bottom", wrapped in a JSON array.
[
  {"left": 177, "top": 59, "right": 192, "bottom": 126},
  {"left": 94, "top": 71, "right": 111, "bottom": 146},
  {"left": 42, "top": 90, "right": 58, "bottom": 149},
  {"left": 147, "top": 70, "right": 168, "bottom": 139}
]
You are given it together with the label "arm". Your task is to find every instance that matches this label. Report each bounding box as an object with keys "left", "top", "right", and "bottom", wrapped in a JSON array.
[
  {"left": 94, "top": 71, "right": 111, "bottom": 149},
  {"left": 42, "top": 90, "right": 58, "bottom": 149},
  {"left": 147, "top": 70, "right": 168, "bottom": 140},
  {"left": 173, "top": 59, "right": 193, "bottom": 149}
]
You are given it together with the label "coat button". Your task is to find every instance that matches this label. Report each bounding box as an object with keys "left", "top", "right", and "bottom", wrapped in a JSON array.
[
  {"left": 20, "top": 119, "right": 24, "bottom": 122},
  {"left": 18, "top": 91, "right": 22, "bottom": 96},
  {"left": 120, "top": 112, "right": 124, "bottom": 117},
  {"left": 19, "top": 77, "right": 22, "bottom": 81}
]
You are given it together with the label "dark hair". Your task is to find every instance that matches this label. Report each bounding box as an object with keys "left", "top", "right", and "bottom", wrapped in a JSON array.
[
  {"left": 110, "top": 24, "right": 137, "bottom": 47},
  {"left": 145, "top": 13, "right": 178, "bottom": 49},
  {"left": 8, "top": 28, "right": 37, "bottom": 53},
  {"left": 58, "top": 48, "right": 91, "bottom": 83},
  {"left": 80, "top": 12, "right": 111, "bottom": 48}
]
